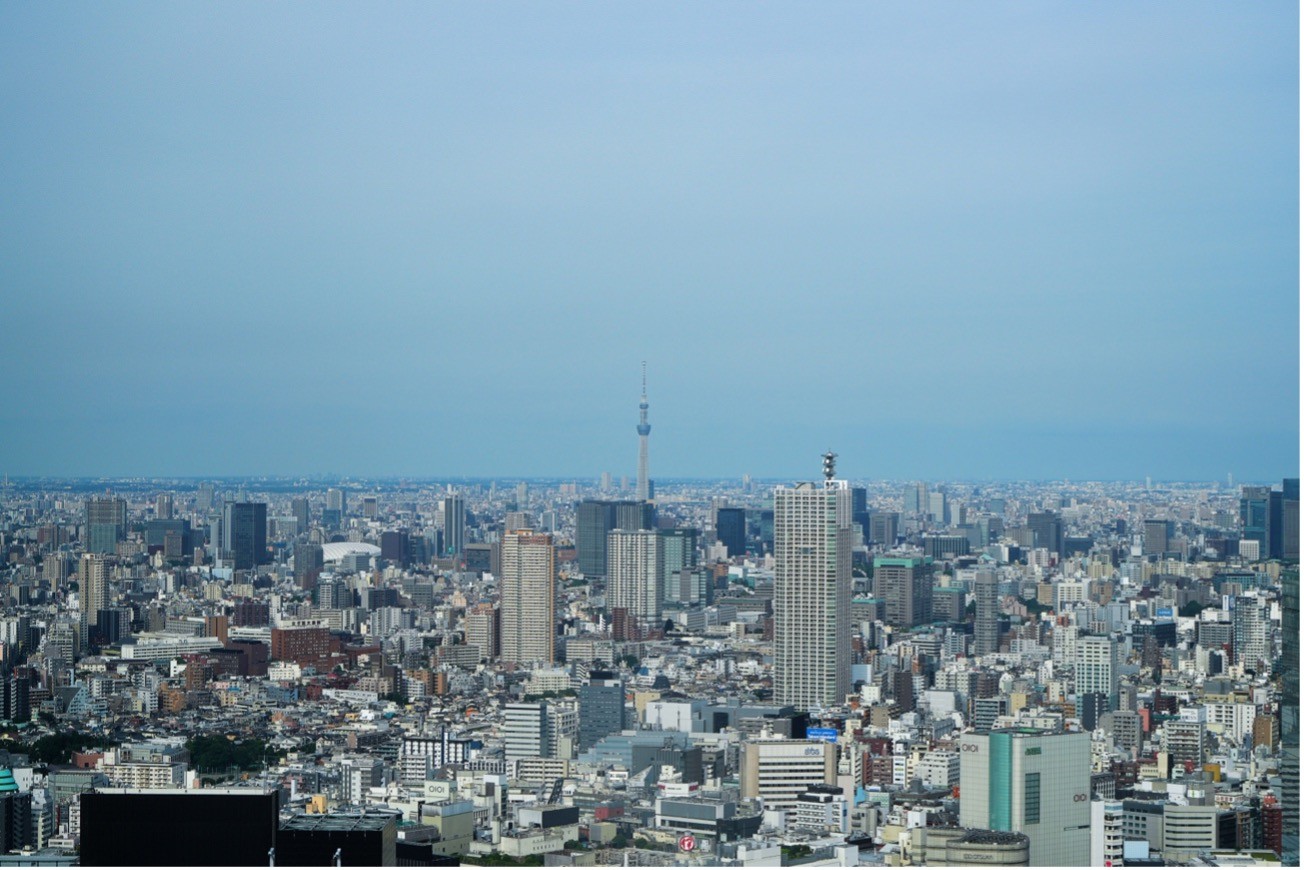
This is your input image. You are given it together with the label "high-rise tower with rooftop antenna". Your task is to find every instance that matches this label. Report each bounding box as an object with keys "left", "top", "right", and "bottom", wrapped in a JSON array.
[{"left": 636, "top": 363, "right": 651, "bottom": 502}]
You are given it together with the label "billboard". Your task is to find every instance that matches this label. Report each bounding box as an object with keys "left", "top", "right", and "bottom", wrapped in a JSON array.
[{"left": 807, "top": 727, "right": 838, "bottom": 743}]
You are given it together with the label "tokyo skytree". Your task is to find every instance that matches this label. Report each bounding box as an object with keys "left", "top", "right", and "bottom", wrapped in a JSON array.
[{"left": 636, "top": 363, "right": 651, "bottom": 502}]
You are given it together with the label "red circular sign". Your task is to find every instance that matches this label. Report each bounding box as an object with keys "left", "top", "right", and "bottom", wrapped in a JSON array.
[{"left": 679, "top": 835, "right": 696, "bottom": 852}]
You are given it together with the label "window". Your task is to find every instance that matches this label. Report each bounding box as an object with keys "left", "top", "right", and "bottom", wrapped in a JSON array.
[{"left": 1023, "top": 772, "right": 1041, "bottom": 823}]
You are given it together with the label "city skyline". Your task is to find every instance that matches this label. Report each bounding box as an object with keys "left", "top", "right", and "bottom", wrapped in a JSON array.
[{"left": 1, "top": 4, "right": 1297, "bottom": 482}]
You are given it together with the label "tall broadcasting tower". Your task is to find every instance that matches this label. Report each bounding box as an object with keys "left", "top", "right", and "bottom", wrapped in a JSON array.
[{"left": 636, "top": 362, "right": 651, "bottom": 502}]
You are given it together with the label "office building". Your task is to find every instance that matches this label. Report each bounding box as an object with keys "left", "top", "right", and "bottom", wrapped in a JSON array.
[
  {"left": 81, "top": 789, "right": 280, "bottom": 867},
  {"left": 85, "top": 496, "right": 126, "bottom": 555},
  {"left": 326, "top": 488, "right": 345, "bottom": 514},
  {"left": 869, "top": 511, "right": 899, "bottom": 547},
  {"left": 659, "top": 528, "right": 698, "bottom": 604},
  {"left": 1025, "top": 511, "right": 1064, "bottom": 558},
  {"left": 270, "top": 625, "right": 331, "bottom": 669},
  {"left": 1076, "top": 635, "right": 1119, "bottom": 710},
  {"left": 715, "top": 507, "right": 746, "bottom": 557},
  {"left": 739, "top": 739, "right": 838, "bottom": 812},
  {"left": 875, "top": 555, "right": 934, "bottom": 630},
  {"left": 1241, "top": 486, "right": 1275, "bottom": 560},
  {"left": 959, "top": 729, "right": 1090, "bottom": 866},
  {"left": 577, "top": 500, "right": 654, "bottom": 578},
  {"left": 294, "top": 542, "right": 324, "bottom": 590},
  {"left": 607, "top": 529, "right": 662, "bottom": 622},
  {"left": 442, "top": 494, "right": 465, "bottom": 557},
  {"left": 973, "top": 568, "right": 1000, "bottom": 656},
  {"left": 221, "top": 502, "right": 267, "bottom": 570},
  {"left": 1282, "top": 568, "right": 1299, "bottom": 864},
  {"left": 503, "top": 703, "right": 549, "bottom": 761},
  {"left": 291, "top": 497, "right": 309, "bottom": 533},
  {"left": 903, "top": 483, "right": 928, "bottom": 515},
  {"left": 500, "top": 530, "right": 555, "bottom": 664},
  {"left": 578, "top": 672, "right": 625, "bottom": 752},
  {"left": 928, "top": 490, "right": 948, "bottom": 525},
  {"left": 851, "top": 486, "right": 870, "bottom": 542},
  {"left": 1143, "top": 519, "right": 1172, "bottom": 556},
  {"left": 1283, "top": 478, "right": 1300, "bottom": 561},
  {"left": 773, "top": 454, "right": 852, "bottom": 710}
]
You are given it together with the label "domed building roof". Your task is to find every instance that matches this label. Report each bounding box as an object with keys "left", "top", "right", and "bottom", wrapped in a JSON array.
[{"left": 0, "top": 769, "right": 18, "bottom": 793}]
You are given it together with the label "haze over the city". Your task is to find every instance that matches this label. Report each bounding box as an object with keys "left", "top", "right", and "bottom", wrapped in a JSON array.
[{"left": 1, "top": 3, "right": 1297, "bottom": 481}]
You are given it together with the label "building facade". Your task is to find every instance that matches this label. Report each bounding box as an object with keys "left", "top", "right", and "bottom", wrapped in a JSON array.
[
  {"left": 499, "top": 530, "right": 555, "bottom": 664},
  {"left": 773, "top": 474, "right": 852, "bottom": 710},
  {"left": 959, "top": 729, "right": 1091, "bottom": 867}
]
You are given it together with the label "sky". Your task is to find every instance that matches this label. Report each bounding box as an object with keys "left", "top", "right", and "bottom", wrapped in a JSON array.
[{"left": 1, "top": 3, "right": 1298, "bottom": 482}]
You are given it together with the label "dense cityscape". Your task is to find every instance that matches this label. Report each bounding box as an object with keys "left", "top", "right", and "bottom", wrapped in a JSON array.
[
  {"left": 2, "top": 5, "right": 1296, "bottom": 868},
  {"left": 0, "top": 375, "right": 1294, "bottom": 867}
]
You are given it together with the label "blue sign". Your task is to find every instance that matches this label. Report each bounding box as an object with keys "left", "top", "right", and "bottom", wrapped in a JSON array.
[
  {"left": 807, "top": 727, "right": 838, "bottom": 743},
  {"left": 1156, "top": 607, "right": 1173, "bottom": 618}
]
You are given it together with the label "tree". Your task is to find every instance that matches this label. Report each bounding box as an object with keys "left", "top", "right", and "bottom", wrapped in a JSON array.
[{"left": 1179, "top": 600, "right": 1211, "bottom": 618}]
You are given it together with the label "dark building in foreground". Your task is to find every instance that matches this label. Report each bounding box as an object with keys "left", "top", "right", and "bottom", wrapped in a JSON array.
[
  {"left": 81, "top": 789, "right": 279, "bottom": 866},
  {"left": 277, "top": 811, "right": 397, "bottom": 867}
]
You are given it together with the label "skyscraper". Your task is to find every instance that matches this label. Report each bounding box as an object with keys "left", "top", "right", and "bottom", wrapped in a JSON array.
[
  {"left": 291, "top": 497, "right": 310, "bottom": 534},
  {"left": 773, "top": 453, "right": 852, "bottom": 710},
  {"left": 577, "top": 500, "right": 654, "bottom": 578},
  {"left": 973, "top": 567, "right": 1000, "bottom": 656},
  {"left": 442, "top": 494, "right": 465, "bottom": 557},
  {"left": 1026, "top": 511, "right": 1064, "bottom": 558},
  {"left": 636, "top": 363, "right": 651, "bottom": 503},
  {"left": 606, "top": 529, "right": 662, "bottom": 622},
  {"left": 221, "top": 502, "right": 267, "bottom": 571},
  {"left": 876, "top": 555, "right": 934, "bottom": 630},
  {"left": 1281, "top": 568, "right": 1299, "bottom": 864},
  {"left": 78, "top": 553, "right": 108, "bottom": 625},
  {"left": 903, "top": 482, "right": 928, "bottom": 515},
  {"left": 658, "top": 528, "right": 698, "bottom": 605},
  {"left": 1284, "top": 478, "right": 1300, "bottom": 562},
  {"left": 1143, "top": 519, "right": 1172, "bottom": 556},
  {"left": 715, "top": 508, "right": 746, "bottom": 557},
  {"left": 500, "top": 530, "right": 555, "bottom": 664},
  {"left": 1076, "top": 635, "right": 1119, "bottom": 710},
  {"left": 84, "top": 497, "right": 126, "bottom": 555},
  {"left": 1241, "top": 486, "right": 1272, "bottom": 558}
]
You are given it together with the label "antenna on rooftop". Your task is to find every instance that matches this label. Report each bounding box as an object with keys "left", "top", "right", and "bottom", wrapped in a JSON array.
[{"left": 822, "top": 451, "right": 837, "bottom": 481}]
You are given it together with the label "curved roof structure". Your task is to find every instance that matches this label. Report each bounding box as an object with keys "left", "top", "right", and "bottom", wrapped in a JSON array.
[{"left": 321, "top": 542, "right": 382, "bottom": 564}]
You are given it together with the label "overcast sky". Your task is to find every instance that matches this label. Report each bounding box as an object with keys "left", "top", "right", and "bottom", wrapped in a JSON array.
[{"left": 1, "top": 3, "right": 1297, "bottom": 481}]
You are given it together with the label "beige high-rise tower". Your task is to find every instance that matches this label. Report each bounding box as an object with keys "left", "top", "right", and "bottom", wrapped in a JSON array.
[
  {"left": 499, "top": 530, "right": 555, "bottom": 664},
  {"left": 79, "top": 553, "right": 108, "bottom": 623},
  {"left": 773, "top": 452, "right": 852, "bottom": 710}
]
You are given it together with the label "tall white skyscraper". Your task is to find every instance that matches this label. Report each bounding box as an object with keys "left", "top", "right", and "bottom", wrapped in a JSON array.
[
  {"left": 500, "top": 530, "right": 555, "bottom": 664},
  {"left": 1076, "top": 634, "right": 1119, "bottom": 707},
  {"left": 606, "top": 529, "right": 662, "bottom": 622},
  {"left": 773, "top": 453, "right": 852, "bottom": 710}
]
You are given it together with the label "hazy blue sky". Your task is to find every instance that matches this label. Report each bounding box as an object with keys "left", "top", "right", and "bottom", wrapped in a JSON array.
[{"left": 1, "top": 3, "right": 1297, "bottom": 481}]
